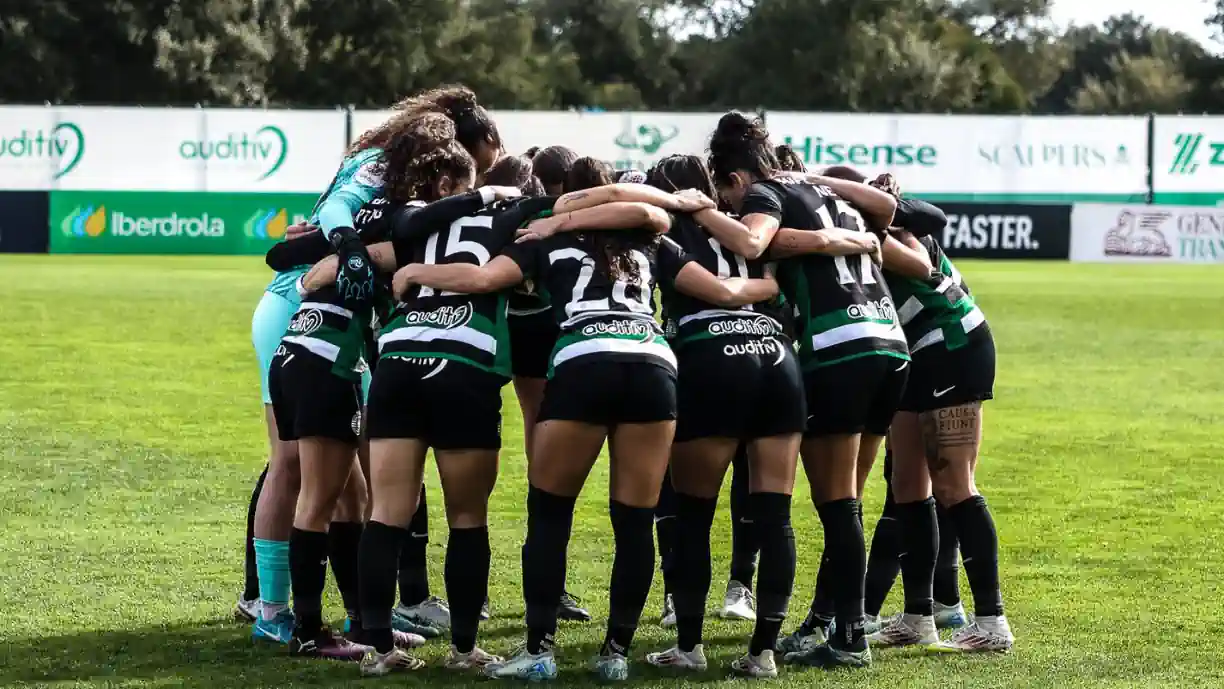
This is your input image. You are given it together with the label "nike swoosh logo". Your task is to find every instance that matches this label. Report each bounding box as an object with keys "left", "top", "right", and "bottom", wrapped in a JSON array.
[{"left": 932, "top": 386, "right": 956, "bottom": 398}]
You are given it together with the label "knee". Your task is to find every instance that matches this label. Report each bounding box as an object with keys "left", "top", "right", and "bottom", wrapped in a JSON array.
[
  {"left": 931, "top": 477, "right": 976, "bottom": 507},
  {"left": 332, "top": 479, "right": 367, "bottom": 523},
  {"left": 748, "top": 492, "right": 793, "bottom": 528}
]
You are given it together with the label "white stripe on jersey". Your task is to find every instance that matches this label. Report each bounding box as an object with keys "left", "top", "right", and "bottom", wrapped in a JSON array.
[
  {"left": 909, "top": 306, "right": 986, "bottom": 353},
  {"left": 298, "top": 302, "right": 354, "bottom": 318},
  {"left": 378, "top": 325, "right": 498, "bottom": 355},
  {"left": 810, "top": 320, "right": 907, "bottom": 352},
  {"left": 553, "top": 338, "right": 677, "bottom": 372},
  {"left": 677, "top": 309, "right": 777, "bottom": 328},
  {"left": 283, "top": 335, "right": 342, "bottom": 361}
]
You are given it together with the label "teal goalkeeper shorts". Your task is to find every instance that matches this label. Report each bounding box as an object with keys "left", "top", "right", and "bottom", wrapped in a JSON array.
[{"left": 252, "top": 290, "right": 372, "bottom": 405}]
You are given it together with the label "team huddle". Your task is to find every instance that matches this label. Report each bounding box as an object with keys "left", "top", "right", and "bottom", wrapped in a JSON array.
[{"left": 234, "top": 85, "right": 1013, "bottom": 681}]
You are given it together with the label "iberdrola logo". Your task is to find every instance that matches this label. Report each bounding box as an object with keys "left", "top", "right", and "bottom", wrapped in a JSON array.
[
  {"left": 244, "top": 208, "right": 289, "bottom": 239},
  {"left": 61, "top": 205, "right": 107, "bottom": 237},
  {"left": 615, "top": 124, "right": 679, "bottom": 155},
  {"left": 179, "top": 125, "right": 288, "bottom": 181}
]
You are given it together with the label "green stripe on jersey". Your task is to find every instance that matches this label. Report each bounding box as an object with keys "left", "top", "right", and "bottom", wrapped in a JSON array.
[
  {"left": 784, "top": 266, "right": 909, "bottom": 369},
  {"left": 886, "top": 243, "right": 985, "bottom": 353},
  {"left": 549, "top": 316, "right": 675, "bottom": 377}
]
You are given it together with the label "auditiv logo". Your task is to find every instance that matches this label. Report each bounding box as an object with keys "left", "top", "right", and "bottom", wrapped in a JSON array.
[
  {"left": 1, "top": 123, "right": 85, "bottom": 179},
  {"left": 179, "top": 125, "right": 288, "bottom": 180}
]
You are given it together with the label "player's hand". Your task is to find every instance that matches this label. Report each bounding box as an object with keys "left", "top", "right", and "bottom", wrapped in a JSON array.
[
  {"left": 870, "top": 173, "right": 901, "bottom": 198},
  {"left": 392, "top": 265, "right": 420, "bottom": 301},
  {"left": 330, "top": 227, "right": 376, "bottom": 306},
  {"left": 516, "top": 215, "right": 563, "bottom": 243},
  {"left": 285, "top": 222, "right": 318, "bottom": 240},
  {"left": 673, "top": 189, "right": 716, "bottom": 212},
  {"left": 866, "top": 233, "right": 883, "bottom": 266},
  {"left": 481, "top": 185, "right": 523, "bottom": 202}
]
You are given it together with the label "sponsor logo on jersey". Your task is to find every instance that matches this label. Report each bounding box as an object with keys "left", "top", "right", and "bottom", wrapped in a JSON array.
[
  {"left": 1104, "top": 210, "right": 1173, "bottom": 257},
  {"left": 1, "top": 122, "right": 84, "bottom": 179},
  {"left": 722, "top": 339, "right": 782, "bottom": 357},
  {"left": 288, "top": 309, "right": 325, "bottom": 335},
  {"left": 707, "top": 315, "right": 777, "bottom": 337},
  {"left": 243, "top": 208, "right": 290, "bottom": 239},
  {"left": 847, "top": 297, "right": 895, "bottom": 321},
  {"left": 401, "top": 303, "right": 473, "bottom": 329},
  {"left": 178, "top": 125, "right": 288, "bottom": 181},
  {"left": 581, "top": 319, "right": 655, "bottom": 339}
]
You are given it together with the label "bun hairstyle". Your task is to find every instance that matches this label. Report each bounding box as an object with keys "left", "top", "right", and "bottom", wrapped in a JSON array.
[
  {"left": 707, "top": 111, "right": 779, "bottom": 188},
  {"left": 524, "top": 146, "right": 541, "bottom": 158},
  {"left": 646, "top": 154, "right": 717, "bottom": 200},
  {"left": 616, "top": 169, "right": 648, "bottom": 184},
  {"left": 565, "top": 156, "right": 614, "bottom": 192},
  {"left": 484, "top": 154, "right": 544, "bottom": 196},
  {"left": 394, "top": 84, "right": 502, "bottom": 158},
  {"left": 821, "top": 165, "right": 868, "bottom": 183},
  {"left": 532, "top": 146, "right": 580, "bottom": 193},
  {"left": 775, "top": 144, "right": 806, "bottom": 173},
  {"left": 380, "top": 113, "right": 475, "bottom": 204}
]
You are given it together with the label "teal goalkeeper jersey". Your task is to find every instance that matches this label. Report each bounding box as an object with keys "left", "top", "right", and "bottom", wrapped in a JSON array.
[{"left": 265, "top": 148, "right": 384, "bottom": 301}]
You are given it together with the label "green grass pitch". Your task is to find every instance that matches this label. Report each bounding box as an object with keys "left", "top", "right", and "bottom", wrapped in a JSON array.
[{"left": 1, "top": 255, "right": 1222, "bottom": 688}]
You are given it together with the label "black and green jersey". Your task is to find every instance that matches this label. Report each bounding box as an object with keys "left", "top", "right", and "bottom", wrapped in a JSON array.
[
  {"left": 281, "top": 283, "right": 392, "bottom": 381},
  {"left": 884, "top": 236, "right": 985, "bottom": 353},
  {"left": 741, "top": 178, "right": 908, "bottom": 370},
  {"left": 379, "top": 196, "right": 556, "bottom": 377},
  {"left": 502, "top": 231, "right": 673, "bottom": 376},
  {"left": 656, "top": 213, "right": 784, "bottom": 348}
]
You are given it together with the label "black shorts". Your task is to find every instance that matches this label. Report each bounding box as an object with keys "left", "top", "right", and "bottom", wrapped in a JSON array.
[
  {"left": 674, "top": 336, "right": 807, "bottom": 442},
  {"left": 269, "top": 344, "right": 362, "bottom": 444},
  {"left": 803, "top": 354, "right": 910, "bottom": 437},
  {"left": 899, "top": 325, "right": 996, "bottom": 413},
  {"left": 539, "top": 359, "right": 677, "bottom": 426},
  {"left": 365, "top": 356, "right": 505, "bottom": 450},
  {"left": 508, "top": 311, "right": 559, "bottom": 379}
]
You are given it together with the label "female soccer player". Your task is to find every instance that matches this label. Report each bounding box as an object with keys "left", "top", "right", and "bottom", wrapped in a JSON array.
[
  {"left": 702, "top": 112, "right": 900, "bottom": 670},
  {"left": 639, "top": 154, "right": 881, "bottom": 678},
  {"left": 243, "top": 87, "right": 501, "bottom": 642},
  {"left": 387, "top": 183, "right": 721, "bottom": 682}
]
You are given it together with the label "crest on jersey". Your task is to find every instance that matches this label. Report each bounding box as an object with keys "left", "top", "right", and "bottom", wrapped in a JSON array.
[{"left": 1105, "top": 210, "right": 1173, "bottom": 257}]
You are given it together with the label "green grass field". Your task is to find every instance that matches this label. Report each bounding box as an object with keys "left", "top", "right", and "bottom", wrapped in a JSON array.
[{"left": 1, "top": 255, "right": 1222, "bottom": 688}]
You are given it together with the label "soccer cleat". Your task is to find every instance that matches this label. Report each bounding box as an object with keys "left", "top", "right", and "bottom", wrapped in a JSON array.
[
  {"left": 784, "top": 641, "right": 871, "bottom": 669},
  {"left": 395, "top": 596, "right": 451, "bottom": 631},
  {"left": 862, "top": 613, "right": 886, "bottom": 635},
  {"left": 392, "top": 609, "right": 442, "bottom": 638},
  {"left": 445, "top": 644, "right": 504, "bottom": 671},
  {"left": 644, "top": 644, "right": 707, "bottom": 671},
  {"left": 937, "top": 616, "right": 1014, "bottom": 653},
  {"left": 730, "top": 650, "right": 778, "bottom": 679},
  {"left": 289, "top": 628, "right": 369, "bottom": 661},
  {"left": 660, "top": 594, "right": 676, "bottom": 628},
  {"left": 719, "top": 580, "right": 757, "bottom": 621},
  {"left": 867, "top": 613, "right": 939, "bottom": 648},
  {"left": 558, "top": 591, "right": 592, "bottom": 622},
  {"left": 484, "top": 645, "right": 559, "bottom": 681},
  {"left": 340, "top": 618, "right": 427, "bottom": 650},
  {"left": 934, "top": 601, "right": 969, "bottom": 630},
  {"left": 252, "top": 610, "right": 296, "bottom": 644},
  {"left": 481, "top": 597, "right": 492, "bottom": 621},
  {"left": 777, "top": 621, "right": 829, "bottom": 658},
  {"left": 234, "top": 596, "right": 259, "bottom": 623},
  {"left": 358, "top": 648, "right": 426, "bottom": 676},
  {"left": 590, "top": 652, "right": 630, "bottom": 682}
]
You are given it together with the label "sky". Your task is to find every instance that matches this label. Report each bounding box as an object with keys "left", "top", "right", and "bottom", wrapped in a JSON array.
[{"left": 1050, "top": 0, "right": 1217, "bottom": 48}]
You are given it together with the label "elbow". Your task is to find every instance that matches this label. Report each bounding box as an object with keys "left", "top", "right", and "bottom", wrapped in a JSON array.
[
  {"left": 642, "top": 205, "right": 671, "bottom": 234},
  {"left": 711, "top": 282, "right": 739, "bottom": 307},
  {"left": 736, "top": 236, "right": 769, "bottom": 260}
]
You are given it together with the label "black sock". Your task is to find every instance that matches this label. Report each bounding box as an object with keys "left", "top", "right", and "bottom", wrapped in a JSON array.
[
  {"left": 948, "top": 495, "right": 1003, "bottom": 617},
  {"left": 898, "top": 498, "right": 937, "bottom": 616},
  {"left": 655, "top": 472, "right": 678, "bottom": 597},
  {"left": 748, "top": 492, "right": 795, "bottom": 656},
  {"left": 604, "top": 500, "right": 656, "bottom": 657},
  {"left": 805, "top": 554, "right": 835, "bottom": 632},
  {"left": 934, "top": 502, "right": 962, "bottom": 606},
  {"left": 816, "top": 498, "right": 866, "bottom": 650},
  {"left": 329, "top": 521, "right": 364, "bottom": 620},
  {"left": 673, "top": 493, "right": 717, "bottom": 652},
  {"left": 398, "top": 489, "right": 430, "bottom": 608},
  {"left": 729, "top": 446, "right": 759, "bottom": 588},
  {"left": 359, "top": 521, "right": 405, "bottom": 653},
  {"left": 864, "top": 501, "right": 902, "bottom": 617},
  {"left": 523, "top": 486, "right": 576, "bottom": 654},
  {"left": 289, "top": 527, "right": 329, "bottom": 639},
  {"left": 446, "top": 526, "right": 491, "bottom": 654},
  {"left": 242, "top": 466, "right": 268, "bottom": 601}
]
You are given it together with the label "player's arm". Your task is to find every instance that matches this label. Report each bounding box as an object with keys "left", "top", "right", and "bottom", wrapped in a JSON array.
[
  {"left": 658, "top": 235, "right": 778, "bottom": 307},
  {"left": 299, "top": 243, "right": 398, "bottom": 292},
  {"left": 767, "top": 228, "right": 881, "bottom": 261},
  {"left": 892, "top": 197, "right": 947, "bottom": 238},
  {"left": 265, "top": 231, "right": 334, "bottom": 271},
  {"left": 800, "top": 174, "right": 897, "bottom": 231},
  {"left": 516, "top": 202, "right": 671, "bottom": 243},
  {"left": 393, "top": 255, "right": 525, "bottom": 299},
  {"left": 390, "top": 186, "right": 520, "bottom": 246},
  {"left": 696, "top": 185, "right": 785, "bottom": 260},
  {"left": 553, "top": 183, "right": 715, "bottom": 214},
  {"left": 883, "top": 230, "right": 934, "bottom": 278}
]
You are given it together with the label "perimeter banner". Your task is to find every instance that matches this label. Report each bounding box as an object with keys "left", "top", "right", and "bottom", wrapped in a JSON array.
[{"left": 1071, "top": 203, "right": 1224, "bottom": 263}]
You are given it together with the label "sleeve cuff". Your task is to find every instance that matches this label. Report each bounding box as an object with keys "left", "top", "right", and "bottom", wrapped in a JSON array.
[
  {"left": 295, "top": 276, "right": 309, "bottom": 299},
  {"left": 478, "top": 187, "right": 496, "bottom": 205}
]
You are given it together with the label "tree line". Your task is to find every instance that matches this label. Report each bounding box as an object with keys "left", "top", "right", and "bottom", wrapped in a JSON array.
[{"left": 5, "top": 0, "right": 1224, "bottom": 115}]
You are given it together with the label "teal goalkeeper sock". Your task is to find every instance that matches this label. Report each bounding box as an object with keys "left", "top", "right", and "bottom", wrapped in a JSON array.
[{"left": 254, "top": 538, "right": 291, "bottom": 621}]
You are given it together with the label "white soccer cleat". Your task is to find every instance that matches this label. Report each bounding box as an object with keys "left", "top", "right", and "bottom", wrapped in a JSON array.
[
  {"left": 590, "top": 651, "right": 630, "bottom": 682},
  {"left": 358, "top": 648, "right": 426, "bottom": 676},
  {"left": 445, "top": 644, "right": 503, "bottom": 671},
  {"left": 934, "top": 600, "right": 969, "bottom": 629},
  {"left": 867, "top": 613, "right": 940, "bottom": 648},
  {"left": 394, "top": 596, "right": 451, "bottom": 631},
  {"left": 484, "top": 645, "right": 559, "bottom": 681},
  {"left": 730, "top": 649, "right": 778, "bottom": 679},
  {"left": 862, "top": 613, "right": 886, "bottom": 635},
  {"left": 645, "top": 644, "right": 708, "bottom": 671},
  {"left": 937, "top": 616, "right": 1014, "bottom": 653},
  {"left": 660, "top": 594, "right": 677, "bottom": 627},
  {"left": 719, "top": 580, "right": 756, "bottom": 621}
]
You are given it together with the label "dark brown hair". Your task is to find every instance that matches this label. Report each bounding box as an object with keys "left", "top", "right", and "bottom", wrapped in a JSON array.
[
  {"left": 484, "top": 154, "right": 544, "bottom": 196},
  {"left": 775, "top": 144, "right": 806, "bottom": 172},
  {"left": 532, "top": 145, "right": 579, "bottom": 192},
  {"left": 822, "top": 165, "right": 868, "bottom": 183},
  {"left": 566, "top": 156, "right": 614, "bottom": 192},
  {"left": 708, "top": 111, "right": 778, "bottom": 188},
  {"left": 380, "top": 113, "right": 475, "bottom": 204},
  {"left": 389, "top": 85, "right": 501, "bottom": 158},
  {"left": 566, "top": 156, "right": 654, "bottom": 284},
  {"left": 647, "top": 154, "right": 717, "bottom": 199}
]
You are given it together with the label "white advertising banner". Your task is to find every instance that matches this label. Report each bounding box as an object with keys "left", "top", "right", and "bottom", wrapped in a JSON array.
[
  {"left": 766, "top": 113, "right": 1147, "bottom": 198},
  {"left": 1071, "top": 203, "right": 1224, "bottom": 263},
  {"left": 0, "top": 106, "right": 346, "bottom": 192},
  {"left": 352, "top": 109, "right": 724, "bottom": 171},
  {"left": 1152, "top": 115, "right": 1224, "bottom": 197}
]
